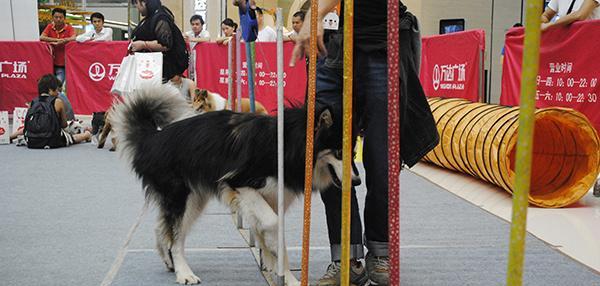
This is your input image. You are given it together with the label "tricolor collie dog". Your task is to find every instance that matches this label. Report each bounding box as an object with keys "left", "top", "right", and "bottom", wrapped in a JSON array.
[
  {"left": 193, "top": 88, "right": 269, "bottom": 115},
  {"left": 111, "top": 85, "right": 359, "bottom": 285}
]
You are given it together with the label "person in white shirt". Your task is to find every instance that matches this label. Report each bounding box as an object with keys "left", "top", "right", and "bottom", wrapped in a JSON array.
[
  {"left": 285, "top": 10, "right": 305, "bottom": 42},
  {"left": 185, "top": 15, "right": 211, "bottom": 50},
  {"left": 542, "top": 0, "right": 600, "bottom": 31},
  {"left": 76, "top": 12, "right": 113, "bottom": 42},
  {"left": 256, "top": 7, "right": 276, "bottom": 42},
  {"left": 168, "top": 74, "right": 197, "bottom": 103}
]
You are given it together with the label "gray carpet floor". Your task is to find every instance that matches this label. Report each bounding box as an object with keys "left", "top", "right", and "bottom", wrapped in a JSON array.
[{"left": 0, "top": 143, "right": 598, "bottom": 285}]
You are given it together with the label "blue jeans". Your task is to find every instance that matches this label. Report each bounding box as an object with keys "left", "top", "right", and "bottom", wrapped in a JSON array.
[
  {"left": 317, "top": 49, "right": 389, "bottom": 260},
  {"left": 54, "top": 66, "right": 66, "bottom": 83}
]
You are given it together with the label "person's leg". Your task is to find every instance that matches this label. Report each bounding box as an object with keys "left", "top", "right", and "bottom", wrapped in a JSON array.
[
  {"left": 54, "top": 66, "right": 65, "bottom": 83},
  {"left": 316, "top": 65, "right": 364, "bottom": 256},
  {"left": 316, "top": 65, "right": 368, "bottom": 286},
  {"left": 355, "top": 49, "right": 390, "bottom": 284},
  {"left": 320, "top": 186, "right": 364, "bottom": 259},
  {"left": 359, "top": 51, "right": 389, "bottom": 246},
  {"left": 10, "top": 129, "right": 23, "bottom": 141},
  {"left": 72, "top": 131, "right": 92, "bottom": 143}
]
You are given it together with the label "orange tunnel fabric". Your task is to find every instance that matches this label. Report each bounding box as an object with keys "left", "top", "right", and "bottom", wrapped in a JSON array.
[{"left": 423, "top": 98, "right": 600, "bottom": 208}]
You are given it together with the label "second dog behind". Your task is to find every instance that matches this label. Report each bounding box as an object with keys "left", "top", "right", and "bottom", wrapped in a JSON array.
[
  {"left": 97, "top": 107, "right": 117, "bottom": 151},
  {"left": 193, "top": 89, "right": 269, "bottom": 115}
]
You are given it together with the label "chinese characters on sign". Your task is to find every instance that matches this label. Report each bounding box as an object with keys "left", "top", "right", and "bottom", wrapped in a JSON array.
[
  {"left": 535, "top": 62, "right": 598, "bottom": 104},
  {"left": 218, "top": 61, "right": 288, "bottom": 88},
  {"left": 433, "top": 63, "right": 467, "bottom": 91},
  {"left": 0, "top": 61, "right": 29, "bottom": 79}
]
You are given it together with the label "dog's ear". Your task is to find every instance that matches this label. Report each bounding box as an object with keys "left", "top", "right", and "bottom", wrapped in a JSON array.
[
  {"left": 198, "top": 89, "right": 209, "bottom": 99},
  {"left": 316, "top": 108, "right": 333, "bottom": 132}
]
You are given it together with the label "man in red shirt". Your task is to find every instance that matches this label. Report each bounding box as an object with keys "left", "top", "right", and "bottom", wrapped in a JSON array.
[{"left": 40, "top": 8, "right": 76, "bottom": 83}]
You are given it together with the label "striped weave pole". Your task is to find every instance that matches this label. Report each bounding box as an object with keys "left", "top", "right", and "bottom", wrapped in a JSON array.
[
  {"left": 387, "top": 0, "right": 401, "bottom": 285},
  {"left": 236, "top": 32, "right": 242, "bottom": 112},
  {"left": 300, "top": 0, "right": 320, "bottom": 284},
  {"left": 246, "top": 41, "right": 257, "bottom": 112},
  {"left": 506, "top": 1, "right": 542, "bottom": 285},
  {"left": 229, "top": 34, "right": 237, "bottom": 111},
  {"left": 340, "top": 0, "right": 354, "bottom": 285}
]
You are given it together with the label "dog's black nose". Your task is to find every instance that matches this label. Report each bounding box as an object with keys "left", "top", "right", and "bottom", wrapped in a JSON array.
[
  {"left": 352, "top": 176, "right": 361, "bottom": 186},
  {"left": 351, "top": 163, "right": 361, "bottom": 186}
]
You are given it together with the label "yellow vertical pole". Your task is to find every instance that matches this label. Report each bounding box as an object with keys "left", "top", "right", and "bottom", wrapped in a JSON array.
[
  {"left": 300, "top": 0, "right": 320, "bottom": 284},
  {"left": 506, "top": 0, "right": 542, "bottom": 285},
  {"left": 340, "top": 0, "right": 354, "bottom": 285}
]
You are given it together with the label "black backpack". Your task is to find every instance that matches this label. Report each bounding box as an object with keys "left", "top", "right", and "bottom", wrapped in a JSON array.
[
  {"left": 24, "top": 96, "right": 63, "bottom": 149},
  {"left": 152, "top": 8, "right": 189, "bottom": 76}
]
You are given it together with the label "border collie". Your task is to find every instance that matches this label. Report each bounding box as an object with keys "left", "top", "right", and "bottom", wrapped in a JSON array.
[{"left": 111, "top": 85, "right": 359, "bottom": 285}]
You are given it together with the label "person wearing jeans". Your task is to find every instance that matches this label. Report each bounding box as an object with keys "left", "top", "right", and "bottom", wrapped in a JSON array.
[
  {"left": 40, "top": 8, "right": 76, "bottom": 83},
  {"left": 315, "top": 49, "right": 389, "bottom": 285},
  {"left": 291, "top": 1, "right": 438, "bottom": 285}
]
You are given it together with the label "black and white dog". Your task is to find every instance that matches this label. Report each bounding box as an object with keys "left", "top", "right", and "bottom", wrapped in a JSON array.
[{"left": 111, "top": 85, "right": 359, "bottom": 285}]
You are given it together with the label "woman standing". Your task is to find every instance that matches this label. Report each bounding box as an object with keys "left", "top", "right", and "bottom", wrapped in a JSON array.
[{"left": 129, "top": 0, "right": 188, "bottom": 82}]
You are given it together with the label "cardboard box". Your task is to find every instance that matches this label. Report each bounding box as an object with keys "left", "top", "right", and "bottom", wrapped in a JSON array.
[
  {"left": 12, "top": 107, "right": 28, "bottom": 135},
  {"left": 0, "top": 111, "right": 10, "bottom": 144}
]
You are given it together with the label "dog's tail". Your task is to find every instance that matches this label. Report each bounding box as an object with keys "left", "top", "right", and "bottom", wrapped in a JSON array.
[{"left": 111, "top": 84, "right": 195, "bottom": 161}]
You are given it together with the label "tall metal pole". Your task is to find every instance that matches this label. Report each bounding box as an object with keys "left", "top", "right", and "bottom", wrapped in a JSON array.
[
  {"left": 300, "top": 0, "right": 320, "bottom": 283},
  {"left": 276, "top": 10, "right": 285, "bottom": 286},
  {"left": 387, "top": 0, "right": 401, "bottom": 285},
  {"left": 236, "top": 31, "right": 242, "bottom": 112},
  {"left": 246, "top": 42, "right": 257, "bottom": 112},
  {"left": 228, "top": 34, "right": 234, "bottom": 109},
  {"left": 340, "top": 0, "right": 354, "bottom": 283},
  {"left": 506, "top": 0, "right": 542, "bottom": 285}
]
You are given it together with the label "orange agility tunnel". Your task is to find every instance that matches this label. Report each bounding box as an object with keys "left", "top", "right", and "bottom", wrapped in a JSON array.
[{"left": 423, "top": 98, "right": 600, "bottom": 208}]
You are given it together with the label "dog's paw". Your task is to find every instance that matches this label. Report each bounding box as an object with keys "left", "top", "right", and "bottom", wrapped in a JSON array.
[
  {"left": 285, "top": 274, "right": 300, "bottom": 286},
  {"left": 176, "top": 271, "right": 201, "bottom": 285},
  {"left": 260, "top": 250, "right": 276, "bottom": 272}
]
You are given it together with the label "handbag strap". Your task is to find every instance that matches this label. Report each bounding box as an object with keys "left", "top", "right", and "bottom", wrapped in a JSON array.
[{"left": 567, "top": 0, "right": 577, "bottom": 15}]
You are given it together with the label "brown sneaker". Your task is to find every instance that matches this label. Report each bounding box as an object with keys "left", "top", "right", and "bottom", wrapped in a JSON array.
[
  {"left": 365, "top": 252, "right": 389, "bottom": 285},
  {"left": 314, "top": 261, "right": 369, "bottom": 286}
]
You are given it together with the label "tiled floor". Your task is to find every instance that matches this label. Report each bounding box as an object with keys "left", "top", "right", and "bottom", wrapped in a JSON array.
[{"left": 412, "top": 162, "right": 600, "bottom": 274}]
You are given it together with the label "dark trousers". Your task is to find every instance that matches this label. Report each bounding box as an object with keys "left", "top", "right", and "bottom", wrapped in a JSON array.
[{"left": 316, "top": 49, "right": 389, "bottom": 261}]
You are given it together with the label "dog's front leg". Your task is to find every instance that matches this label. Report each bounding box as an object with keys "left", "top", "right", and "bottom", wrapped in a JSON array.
[
  {"left": 281, "top": 241, "right": 299, "bottom": 286},
  {"left": 232, "top": 188, "right": 298, "bottom": 285}
]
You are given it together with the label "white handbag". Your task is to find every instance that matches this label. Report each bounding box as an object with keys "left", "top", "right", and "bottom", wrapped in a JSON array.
[{"left": 111, "top": 52, "right": 163, "bottom": 96}]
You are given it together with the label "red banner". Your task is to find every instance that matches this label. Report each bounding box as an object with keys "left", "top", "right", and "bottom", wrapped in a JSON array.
[
  {"left": 66, "top": 41, "right": 129, "bottom": 114},
  {"left": 420, "top": 30, "right": 485, "bottom": 102},
  {"left": 0, "top": 42, "right": 54, "bottom": 111},
  {"left": 500, "top": 20, "right": 600, "bottom": 132},
  {"left": 195, "top": 42, "right": 307, "bottom": 113}
]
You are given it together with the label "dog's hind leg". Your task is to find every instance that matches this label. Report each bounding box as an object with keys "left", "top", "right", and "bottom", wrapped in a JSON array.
[
  {"left": 155, "top": 185, "right": 205, "bottom": 284},
  {"left": 155, "top": 210, "right": 174, "bottom": 272},
  {"left": 109, "top": 137, "right": 117, "bottom": 152},
  {"left": 97, "top": 116, "right": 111, "bottom": 149}
]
